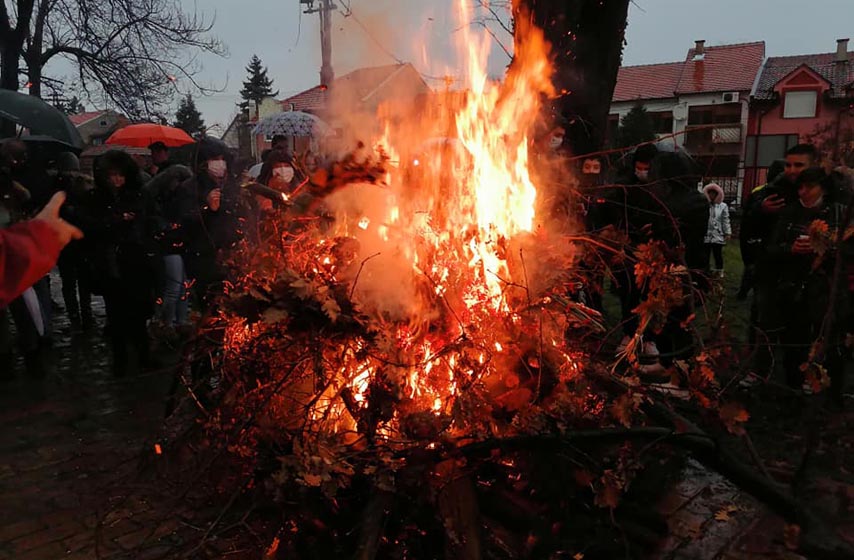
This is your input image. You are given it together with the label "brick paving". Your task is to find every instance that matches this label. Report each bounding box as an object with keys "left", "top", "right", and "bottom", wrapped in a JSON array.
[{"left": 0, "top": 274, "right": 255, "bottom": 560}]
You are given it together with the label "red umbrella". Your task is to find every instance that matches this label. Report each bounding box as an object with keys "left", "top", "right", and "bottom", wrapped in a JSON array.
[{"left": 105, "top": 123, "right": 195, "bottom": 148}]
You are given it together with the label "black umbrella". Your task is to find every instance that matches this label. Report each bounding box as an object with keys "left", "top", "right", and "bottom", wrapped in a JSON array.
[
  {"left": 15, "top": 135, "right": 83, "bottom": 153},
  {"left": 0, "top": 89, "right": 83, "bottom": 149}
]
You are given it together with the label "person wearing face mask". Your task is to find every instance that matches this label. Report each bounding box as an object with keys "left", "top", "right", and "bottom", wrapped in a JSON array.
[
  {"left": 578, "top": 155, "right": 606, "bottom": 228},
  {"left": 179, "top": 137, "right": 251, "bottom": 307},
  {"left": 252, "top": 150, "right": 302, "bottom": 213},
  {"left": 258, "top": 150, "right": 300, "bottom": 191},
  {"left": 766, "top": 167, "right": 849, "bottom": 404},
  {"left": 628, "top": 144, "right": 657, "bottom": 185},
  {"left": 574, "top": 155, "right": 608, "bottom": 312},
  {"left": 598, "top": 144, "right": 661, "bottom": 363},
  {"left": 547, "top": 127, "right": 565, "bottom": 152},
  {"left": 80, "top": 151, "right": 156, "bottom": 376}
]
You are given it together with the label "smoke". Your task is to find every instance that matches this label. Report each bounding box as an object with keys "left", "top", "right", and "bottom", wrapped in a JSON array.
[{"left": 309, "top": 0, "right": 580, "bottom": 334}]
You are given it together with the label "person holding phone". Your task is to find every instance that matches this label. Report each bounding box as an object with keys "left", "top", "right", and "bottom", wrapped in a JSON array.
[
  {"left": 749, "top": 144, "right": 820, "bottom": 383},
  {"left": 766, "top": 167, "right": 848, "bottom": 404}
]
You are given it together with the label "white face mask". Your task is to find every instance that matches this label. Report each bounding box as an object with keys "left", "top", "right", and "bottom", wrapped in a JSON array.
[
  {"left": 549, "top": 136, "right": 564, "bottom": 150},
  {"left": 273, "top": 166, "right": 294, "bottom": 183},
  {"left": 636, "top": 170, "right": 649, "bottom": 182},
  {"left": 207, "top": 159, "right": 227, "bottom": 178}
]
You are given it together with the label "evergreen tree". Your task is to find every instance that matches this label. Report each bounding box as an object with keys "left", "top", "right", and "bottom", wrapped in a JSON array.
[
  {"left": 617, "top": 103, "right": 656, "bottom": 149},
  {"left": 59, "top": 96, "right": 86, "bottom": 115},
  {"left": 239, "top": 54, "right": 279, "bottom": 112},
  {"left": 67, "top": 96, "right": 86, "bottom": 114},
  {"left": 174, "top": 94, "right": 206, "bottom": 137}
]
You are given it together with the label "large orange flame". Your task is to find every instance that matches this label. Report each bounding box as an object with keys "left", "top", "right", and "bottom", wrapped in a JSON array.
[{"left": 228, "top": 2, "right": 584, "bottom": 445}]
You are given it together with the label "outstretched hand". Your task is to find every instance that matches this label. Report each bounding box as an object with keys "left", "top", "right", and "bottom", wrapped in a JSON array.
[{"left": 35, "top": 192, "right": 83, "bottom": 246}]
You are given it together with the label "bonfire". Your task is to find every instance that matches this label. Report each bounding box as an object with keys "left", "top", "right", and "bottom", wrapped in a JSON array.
[{"left": 180, "top": 2, "right": 783, "bottom": 558}]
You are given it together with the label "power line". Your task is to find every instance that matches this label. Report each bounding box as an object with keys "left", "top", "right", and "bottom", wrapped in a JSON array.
[{"left": 338, "top": 3, "right": 464, "bottom": 84}]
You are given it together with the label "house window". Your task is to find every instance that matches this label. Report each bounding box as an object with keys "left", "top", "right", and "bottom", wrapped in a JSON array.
[
  {"left": 744, "top": 134, "right": 800, "bottom": 167},
  {"left": 783, "top": 91, "right": 818, "bottom": 119},
  {"left": 648, "top": 111, "right": 674, "bottom": 135}
]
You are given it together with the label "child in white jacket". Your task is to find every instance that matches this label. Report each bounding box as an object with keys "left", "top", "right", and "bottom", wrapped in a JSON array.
[{"left": 703, "top": 183, "right": 731, "bottom": 274}]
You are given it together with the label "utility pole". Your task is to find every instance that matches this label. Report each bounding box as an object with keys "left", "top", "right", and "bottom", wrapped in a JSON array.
[{"left": 301, "top": 0, "right": 336, "bottom": 86}]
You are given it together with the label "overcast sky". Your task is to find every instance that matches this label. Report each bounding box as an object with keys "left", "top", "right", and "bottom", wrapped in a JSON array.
[{"left": 187, "top": 0, "right": 854, "bottom": 133}]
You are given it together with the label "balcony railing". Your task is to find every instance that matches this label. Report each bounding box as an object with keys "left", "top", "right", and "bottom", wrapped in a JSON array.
[{"left": 685, "top": 124, "right": 743, "bottom": 153}]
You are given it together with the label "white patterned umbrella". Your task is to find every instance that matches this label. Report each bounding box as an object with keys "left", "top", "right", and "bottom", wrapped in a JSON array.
[{"left": 252, "top": 111, "right": 333, "bottom": 138}]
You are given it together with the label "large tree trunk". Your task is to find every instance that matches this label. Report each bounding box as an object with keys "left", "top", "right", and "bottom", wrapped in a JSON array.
[
  {"left": 515, "top": 0, "right": 630, "bottom": 155},
  {"left": 1, "top": 0, "right": 37, "bottom": 136},
  {"left": 0, "top": 39, "right": 23, "bottom": 137},
  {"left": 0, "top": 42, "right": 20, "bottom": 90},
  {"left": 26, "top": 0, "right": 51, "bottom": 99}
]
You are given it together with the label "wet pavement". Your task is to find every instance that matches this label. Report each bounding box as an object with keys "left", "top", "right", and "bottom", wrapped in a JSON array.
[{"left": 0, "top": 274, "right": 251, "bottom": 559}]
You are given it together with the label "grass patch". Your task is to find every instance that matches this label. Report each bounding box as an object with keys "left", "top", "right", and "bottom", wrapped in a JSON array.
[{"left": 599, "top": 240, "right": 751, "bottom": 348}]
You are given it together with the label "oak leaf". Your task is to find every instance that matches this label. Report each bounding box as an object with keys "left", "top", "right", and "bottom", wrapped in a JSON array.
[
  {"left": 322, "top": 297, "right": 341, "bottom": 322},
  {"left": 302, "top": 473, "right": 323, "bottom": 487},
  {"left": 719, "top": 402, "right": 750, "bottom": 436}
]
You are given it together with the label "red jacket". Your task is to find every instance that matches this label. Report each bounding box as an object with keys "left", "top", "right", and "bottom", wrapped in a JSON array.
[{"left": 0, "top": 220, "right": 62, "bottom": 308}]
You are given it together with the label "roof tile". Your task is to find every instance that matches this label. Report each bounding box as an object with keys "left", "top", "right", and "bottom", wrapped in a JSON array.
[
  {"left": 69, "top": 111, "right": 107, "bottom": 126},
  {"left": 613, "top": 42, "right": 766, "bottom": 103},
  {"left": 612, "top": 62, "right": 683, "bottom": 102},
  {"left": 676, "top": 42, "right": 765, "bottom": 94},
  {"left": 754, "top": 51, "right": 854, "bottom": 100}
]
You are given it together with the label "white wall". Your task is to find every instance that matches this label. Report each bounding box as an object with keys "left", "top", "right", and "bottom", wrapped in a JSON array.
[{"left": 610, "top": 91, "right": 747, "bottom": 149}]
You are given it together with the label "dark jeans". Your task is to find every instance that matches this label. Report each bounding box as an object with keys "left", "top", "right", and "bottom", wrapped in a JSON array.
[
  {"left": 613, "top": 266, "right": 641, "bottom": 337},
  {"left": 58, "top": 254, "right": 92, "bottom": 322},
  {"left": 0, "top": 296, "right": 43, "bottom": 375},
  {"left": 703, "top": 243, "right": 724, "bottom": 271},
  {"left": 185, "top": 252, "right": 225, "bottom": 311},
  {"left": 103, "top": 282, "right": 151, "bottom": 373},
  {"left": 772, "top": 277, "right": 846, "bottom": 399},
  {"left": 752, "top": 280, "right": 784, "bottom": 379},
  {"left": 0, "top": 298, "right": 40, "bottom": 353}
]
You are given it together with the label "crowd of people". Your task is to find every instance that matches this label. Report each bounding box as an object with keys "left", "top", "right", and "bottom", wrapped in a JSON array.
[
  {"left": 1, "top": 127, "right": 851, "bottom": 407},
  {"left": 0, "top": 134, "right": 304, "bottom": 378},
  {"left": 555, "top": 130, "right": 851, "bottom": 407}
]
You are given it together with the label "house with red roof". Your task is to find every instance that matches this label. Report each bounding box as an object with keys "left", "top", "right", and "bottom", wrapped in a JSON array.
[
  {"left": 223, "top": 63, "right": 431, "bottom": 160},
  {"left": 611, "top": 40, "right": 766, "bottom": 203},
  {"left": 744, "top": 39, "right": 854, "bottom": 192},
  {"left": 69, "top": 110, "right": 129, "bottom": 147}
]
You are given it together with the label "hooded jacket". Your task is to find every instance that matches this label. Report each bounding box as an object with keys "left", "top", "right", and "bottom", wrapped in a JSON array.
[
  {"left": 703, "top": 183, "right": 731, "bottom": 245},
  {"left": 80, "top": 151, "right": 153, "bottom": 290},
  {"left": 144, "top": 164, "right": 193, "bottom": 255}
]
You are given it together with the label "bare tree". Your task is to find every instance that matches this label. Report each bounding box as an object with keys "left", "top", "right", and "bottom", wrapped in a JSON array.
[
  {"left": 1, "top": 0, "right": 226, "bottom": 122},
  {"left": 472, "top": 0, "right": 514, "bottom": 60}
]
